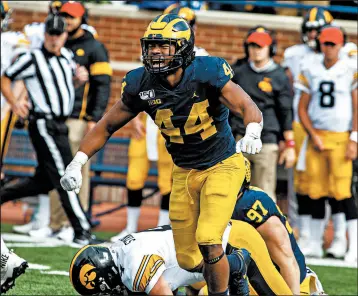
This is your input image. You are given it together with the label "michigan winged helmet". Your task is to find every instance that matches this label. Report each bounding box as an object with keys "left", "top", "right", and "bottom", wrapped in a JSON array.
[{"left": 141, "top": 14, "right": 195, "bottom": 74}]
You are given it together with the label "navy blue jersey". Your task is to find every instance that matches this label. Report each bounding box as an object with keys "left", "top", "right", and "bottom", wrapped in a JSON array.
[
  {"left": 232, "top": 186, "right": 307, "bottom": 283},
  {"left": 121, "top": 56, "right": 236, "bottom": 170}
]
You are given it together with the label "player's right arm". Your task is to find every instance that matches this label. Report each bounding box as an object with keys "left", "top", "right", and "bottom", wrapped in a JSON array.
[
  {"left": 256, "top": 216, "right": 300, "bottom": 295},
  {"left": 61, "top": 72, "right": 141, "bottom": 193}
]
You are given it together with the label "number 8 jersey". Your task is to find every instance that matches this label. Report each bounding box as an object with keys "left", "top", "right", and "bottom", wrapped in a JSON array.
[
  {"left": 121, "top": 56, "right": 236, "bottom": 169},
  {"left": 295, "top": 55, "right": 357, "bottom": 132}
]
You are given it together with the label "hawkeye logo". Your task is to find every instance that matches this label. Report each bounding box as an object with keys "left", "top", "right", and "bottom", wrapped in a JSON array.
[
  {"left": 139, "top": 89, "right": 155, "bottom": 100},
  {"left": 79, "top": 264, "right": 96, "bottom": 290},
  {"left": 258, "top": 77, "right": 273, "bottom": 93}
]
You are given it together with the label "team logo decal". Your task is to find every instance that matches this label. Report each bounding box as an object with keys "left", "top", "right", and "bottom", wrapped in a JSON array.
[
  {"left": 76, "top": 48, "right": 85, "bottom": 56},
  {"left": 79, "top": 263, "right": 96, "bottom": 289},
  {"left": 258, "top": 77, "right": 273, "bottom": 93},
  {"left": 139, "top": 89, "right": 155, "bottom": 100}
]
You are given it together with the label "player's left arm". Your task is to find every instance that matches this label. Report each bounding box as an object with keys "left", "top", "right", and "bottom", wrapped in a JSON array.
[
  {"left": 347, "top": 85, "right": 357, "bottom": 160},
  {"left": 256, "top": 216, "right": 300, "bottom": 295},
  {"left": 148, "top": 275, "right": 173, "bottom": 295},
  {"left": 220, "top": 80, "right": 263, "bottom": 154}
]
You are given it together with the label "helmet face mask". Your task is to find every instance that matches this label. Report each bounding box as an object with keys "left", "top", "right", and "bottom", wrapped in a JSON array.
[
  {"left": 301, "top": 7, "right": 333, "bottom": 49},
  {"left": 141, "top": 14, "right": 195, "bottom": 75},
  {"left": 70, "top": 245, "right": 127, "bottom": 296}
]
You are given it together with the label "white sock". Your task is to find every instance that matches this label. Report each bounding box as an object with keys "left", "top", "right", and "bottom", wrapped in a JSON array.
[
  {"left": 35, "top": 194, "right": 50, "bottom": 226},
  {"left": 311, "top": 219, "right": 326, "bottom": 246},
  {"left": 299, "top": 215, "right": 311, "bottom": 239},
  {"left": 126, "top": 206, "right": 140, "bottom": 233},
  {"left": 1, "top": 236, "right": 9, "bottom": 255},
  {"left": 332, "top": 213, "right": 346, "bottom": 240},
  {"left": 347, "top": 219, "right": 357, "bottom": 252},
  {"left": 157, "top": 210, "right": 170, "bottom": 226}
]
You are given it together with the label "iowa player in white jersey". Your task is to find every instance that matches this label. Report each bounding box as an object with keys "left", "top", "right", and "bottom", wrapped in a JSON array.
[
  {"left": 297, "top": 25, "right": 358, "bottom": 262},
  {"left": 283, "top": 7, "right": 357, "bottom": 257},
  {"left": 70, "top": 222, "right": 297, "bottom": 296}
]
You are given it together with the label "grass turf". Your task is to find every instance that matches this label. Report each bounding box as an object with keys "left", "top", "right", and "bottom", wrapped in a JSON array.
[{"left": 1, "top": 223, "right": 357, "bottom": 295}]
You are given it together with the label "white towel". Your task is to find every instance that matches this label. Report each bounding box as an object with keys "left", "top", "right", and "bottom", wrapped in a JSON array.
[
  {"left": 296, "top": 136, "right": 308, "bottom": 172},
  {"left": 146, "top": 115, "right": 159, "bottom": 161}
]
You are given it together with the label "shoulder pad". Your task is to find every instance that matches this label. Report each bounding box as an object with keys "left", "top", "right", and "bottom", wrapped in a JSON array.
[
  {"left": 123, "top": 67, "right": 146, "bottom": 95},
  {"left": 194, "top": 56, "right": 232, "bottom": 82}
]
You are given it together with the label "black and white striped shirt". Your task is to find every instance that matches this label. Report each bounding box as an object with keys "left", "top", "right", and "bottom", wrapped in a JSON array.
[{"left": 5, "top": 46, "right": 76, "bottom": 118}]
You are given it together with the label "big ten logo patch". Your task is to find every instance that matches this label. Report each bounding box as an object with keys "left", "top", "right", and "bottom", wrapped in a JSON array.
[
  {"left": 258, "top": 77, "right": 272, "bottom": 93},
  {"left": 79, "top": 264, "right": 96, "bottom": 290},
  {"left": 148, "top": 99, "right": 162, "bottom": 106}
]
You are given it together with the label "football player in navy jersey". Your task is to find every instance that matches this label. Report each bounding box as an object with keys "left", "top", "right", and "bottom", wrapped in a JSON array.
[{"left": 61, "top": 14, "right": 263, "bottom": 295}]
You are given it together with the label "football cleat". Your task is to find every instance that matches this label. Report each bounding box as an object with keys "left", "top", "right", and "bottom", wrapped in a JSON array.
[
  {"left": 326, "top": 237, "right": 347, "bottom": 259},
  {"left": 1, "top": 250, "right": 28, "bottom": 293},
  {"left": 29, "top": 226, "right": 54, "bottom": 239},
  {"left": 344, "top": 248, "right": 357, "bottom": 263},
  {"left": 229, "top": 248, "right": 250, "bottom": 296},
  {"left": 13, "top": 221, "right": 41, "bottom": 235}
]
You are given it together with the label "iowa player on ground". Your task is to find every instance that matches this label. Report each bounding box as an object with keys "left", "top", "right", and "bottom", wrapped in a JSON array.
[
  {"left": 61, "top": 14, "right": 263, "bottom": 295},
  {"left": 69, "top": 222, "right": 293, "bottom": 296}
]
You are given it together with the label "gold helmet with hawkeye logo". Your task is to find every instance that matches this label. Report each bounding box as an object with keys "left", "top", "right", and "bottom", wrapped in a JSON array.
[
  {"left": 69, "top": 245, "right": 127, "bottom": 295},
  {"left": 141, "top": 14, "right": 195, "bottom": 75}
]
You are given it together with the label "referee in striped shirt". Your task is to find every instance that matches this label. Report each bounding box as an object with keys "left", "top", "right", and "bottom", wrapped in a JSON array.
[{"left": 0, "top": 15, "right": 98, "bottom": 246}]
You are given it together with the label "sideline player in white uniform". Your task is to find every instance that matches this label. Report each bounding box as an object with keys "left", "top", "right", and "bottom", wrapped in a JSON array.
[
  {"left": 1, "top": 0, "right": 29, "bottom": 174},
  {"left": 69, "top": 222, "right": 325, "bottom": 295},
  {"left": 110, "top": 5, "right": 209, "bottom": 242},
  {"left": 296, "top": 25, "right": 358, "bottom": 262},
  {"left": 283, "top": 7, "right": 357, "bottom": 257}
]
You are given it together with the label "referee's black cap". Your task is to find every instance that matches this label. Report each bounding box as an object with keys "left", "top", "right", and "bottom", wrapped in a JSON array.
[{"left": 45, "top": 14, "right": 66, "bottom": 35}]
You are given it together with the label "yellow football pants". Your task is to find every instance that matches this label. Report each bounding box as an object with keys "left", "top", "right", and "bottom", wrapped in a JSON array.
[
  {"left": 169, "top": 153, "right": 245, "bottom": 271},
  {"left": 293, "top": 121, "right": 309, "bottom": 195},
  {"left": 306, "top": 130, "right": 352, "bottom": 200}
]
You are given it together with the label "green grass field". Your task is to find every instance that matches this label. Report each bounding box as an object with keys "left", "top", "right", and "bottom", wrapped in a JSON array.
[{"left": 1, "top": 223, "right": 357, "bottom": 295}]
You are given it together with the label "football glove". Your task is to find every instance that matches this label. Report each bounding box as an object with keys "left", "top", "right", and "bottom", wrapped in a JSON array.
[
  {"left": 236, "top": 120, "right": 263, "bottom": 155},
  {"left": 60, "top": 152, "right": 88, "bottom": 194}
]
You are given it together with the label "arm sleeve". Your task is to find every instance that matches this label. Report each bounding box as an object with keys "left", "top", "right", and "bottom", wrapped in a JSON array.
[
  {"left": 120, "top": 73, "right": 146, "bottom": 114},
  {"left": 130, "top": 254, "right": 166, "bottom": 293},
  {"left": 4, "top": 52, "right": 35, "bottom": 81},
  {"left": 294, "top": 71, "right": 311, "bottom": 94},
  {"left": 87, "top": 42, "right": 113, "bottom": 122},
  {"left": 215, "top": 57, "right": 234, "bottom": 90},
  {"left": 275, "top": 71, "right": 293, "bottom": 132},
  {"left": 239, "top": 190, "right": 278, "bottom": 228}
]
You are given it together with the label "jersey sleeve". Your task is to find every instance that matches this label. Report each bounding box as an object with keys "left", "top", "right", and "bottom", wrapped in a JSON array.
[
  {"left": 234, "top": 188, "right": 279, "bottom": 228},
  {"left": 128, "top": 254, "right": 166, "bottom": 294},
  {"left": 294, "top": 69, "right": 311, "bottom": 94},
  {"left": 4, "top": 52, "right": 35, "bottom": 81},
  {"left": 120, "top": 69, "right": 147, "bottom": 114}
]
